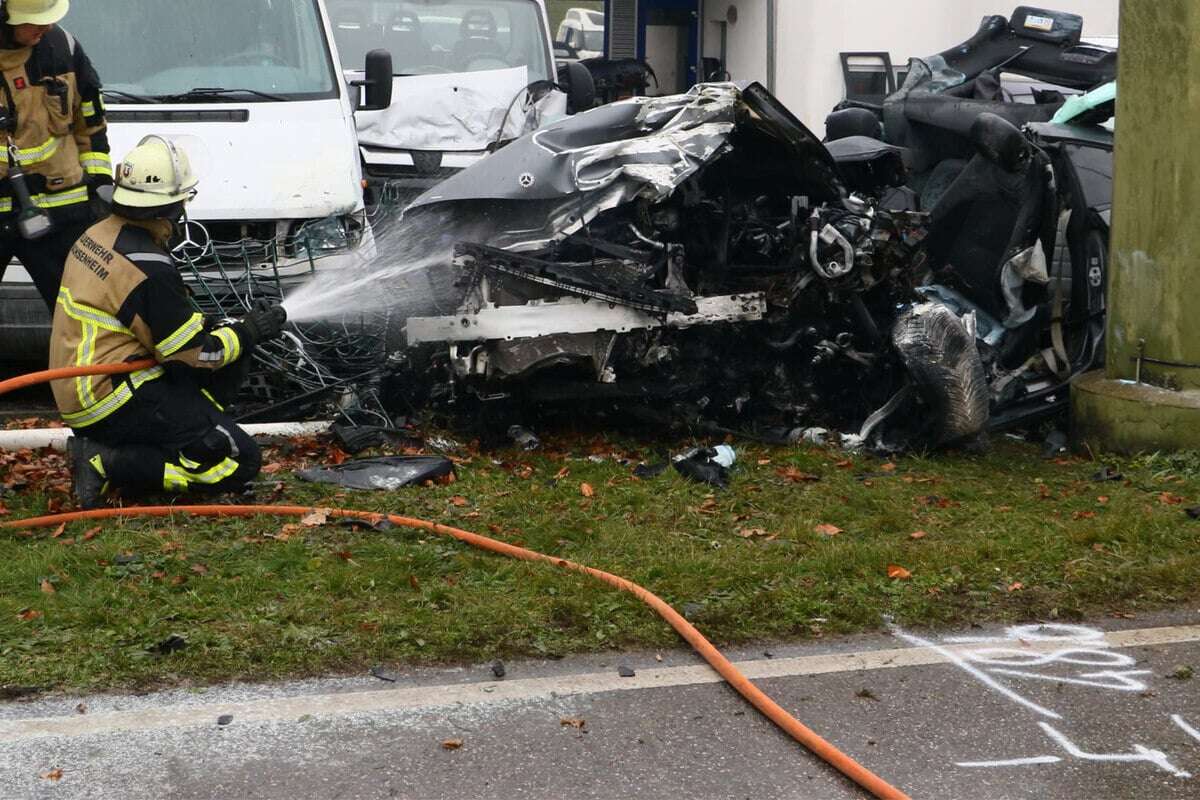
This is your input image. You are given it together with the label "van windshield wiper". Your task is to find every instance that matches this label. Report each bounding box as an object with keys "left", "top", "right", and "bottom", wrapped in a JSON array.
[
  {"left": 101, "top": 88, "right": 161, "bottom": 104},
  {"left": 156, "top": 87, "right": 287, "bottom": 102}
]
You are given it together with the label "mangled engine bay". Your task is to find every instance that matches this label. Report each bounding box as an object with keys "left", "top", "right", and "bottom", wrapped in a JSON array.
[{"left": 398, "top": 83, "right": 1023, "bottom": 449}]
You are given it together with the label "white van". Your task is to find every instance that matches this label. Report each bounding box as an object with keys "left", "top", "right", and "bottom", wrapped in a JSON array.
[
  {"left": 556, "top": 6, "right": 605, "bottom": 61},
  {"left": 331, "top": 0, "right": 592, "bottom": 199},
  {"left": 0, "top": 0, "right": 392, "bottom": 359}
]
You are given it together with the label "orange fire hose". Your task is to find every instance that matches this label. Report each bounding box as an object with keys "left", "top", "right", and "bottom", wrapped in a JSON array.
[
  {"left": 0, "top": 359, "right": 157, "bottom": 396},
  {"left": 0, "top": 365, "right": 912, "bottom": 800}
]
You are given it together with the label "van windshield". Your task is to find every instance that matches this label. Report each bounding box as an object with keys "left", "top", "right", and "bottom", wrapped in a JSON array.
[
  {"left": 330, "top": 0, "right": 552, "bottom": 82},
  {"left": 64, "top": 0, "right": 338, "bottom": 100}
]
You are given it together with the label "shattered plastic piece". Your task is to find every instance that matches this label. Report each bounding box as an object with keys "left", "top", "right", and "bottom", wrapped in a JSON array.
[
  {"left": 149, "top": 634, "right": 188, "bottom": 655},
  {"left": 297, "top": 457, "right": 455, "bottom": 491},
  {"left": 1041, "top": 430, "right": 1068, "bottom": 458},
  {"left": 789, "top": 428, "right": 829, "bottom": 446},
  {"left": 369, "top": 666, "right": 398, "bottom": 683},
  {"left": 711, "top": 445, "right": 736, "bottom": 468},
  {"left": 331, "top": 423, "right": 404, "bottom": 455},
  {"left": 673, "top": 448, "right": 730, "bottom": 489},
  {"left": 633, "top": 462, "right": 669, "bottom": 479},
  {"left": 507, "top": 426, "right": 541, "bottom": 451}
]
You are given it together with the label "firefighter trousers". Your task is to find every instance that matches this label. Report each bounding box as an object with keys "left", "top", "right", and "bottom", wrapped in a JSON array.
[
  {"left": 74, "top": 366, "right": 261, "bottom": 496},
  {"left": 0, "top": 217, "right": 94, "bottom": 312}
]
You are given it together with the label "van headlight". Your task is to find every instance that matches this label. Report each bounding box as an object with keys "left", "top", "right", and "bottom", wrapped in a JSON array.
[{"left": 292, "top": 212, "right": 366, "bottom": 257}]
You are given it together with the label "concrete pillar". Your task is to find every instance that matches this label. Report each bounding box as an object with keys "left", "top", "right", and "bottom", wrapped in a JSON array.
[{"left": 1072, "top": 0, "right": 1200, "bottom": 453}]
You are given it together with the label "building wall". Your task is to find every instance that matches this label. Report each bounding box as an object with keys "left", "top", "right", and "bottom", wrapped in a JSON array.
[
  {"left": 702, "top": 2, "right": 769, "bottom": 84},
  {"left": 697, "top": 1, "right": 1120, "bottom": 130}
]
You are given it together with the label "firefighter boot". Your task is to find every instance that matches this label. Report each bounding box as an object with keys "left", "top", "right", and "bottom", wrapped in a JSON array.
[{"left": 67, "top": 436, "right": 112, "bottom": 510}]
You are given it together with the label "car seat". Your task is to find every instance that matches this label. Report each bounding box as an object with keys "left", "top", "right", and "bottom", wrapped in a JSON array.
[
  {"left": 925, "top": 113, "right": 1050, "bottom": 326},
  {"left": 452, "top": 9, "right": 504, "bottom": 68}
]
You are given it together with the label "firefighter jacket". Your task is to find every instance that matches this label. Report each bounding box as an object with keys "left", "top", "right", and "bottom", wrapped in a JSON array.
[
  {"left": 49, "top": 214, "right": 252, "bottom": 429},
  {"left": 0, "top": 25, "right": 110, "bottom": 225}
]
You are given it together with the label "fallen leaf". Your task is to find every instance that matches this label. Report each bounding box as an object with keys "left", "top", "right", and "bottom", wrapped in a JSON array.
[
  {"left": 996, "top": 506, "right": 1013, "bottom": 513},
  {"left": 560, "top": 717, "right": 587, "bottom": 729},
  {"left": 335, "top": 550, "right": 354, "bottom": 561},
  {"left": 190, "top": 563, "right": 208, "bottom": 575},
  {"left": 757, "top": 458, "right": 772, "bottom": 466},
  {"left": 909, "top": 530, "right": 928, "bottom": 540},
  {"left": 82, "top": 526, "right": 100, "bottom": 541},
  {"left": 260, "top": 462, "right": 285, "bottom": 475},
  {"left": 887, "top": 564, "right": 912, "bottom": 580},
  {"left": 301, "top": 509, "right": 330, "bottom": 526},
  {"left": 1072, "top": 511, "right": 1097, "bottom": 520},
  {"left": 776, "top": 467, "right": 821, "bottom": 483},
  {"left": 441, "top": 738, "right": 464, "bottom": 750},
  {"left": 554, "top": 466, "right": 570, "bottom": 480},
  {"left": 814, "top": 523, "right": 842, "bottom": 537},
  {"left": 880, "top": 462, "right": 897, "bottom": 473},
  {"left": 16, "top": 608, "right": 41, "bottom": 621},
  {"left": 0, "top": 503, "right": 8, "bottom": 516},
  {"left": 1097, "top": 496, "right": 1110, "bottom": 505},
  {"left": 835, "top": 459, "right": 855, "bottom": 469},
  {"left": 409, "top": 575, "right": 421, "bottom": 590},
  {"left": 580, "top": 482, "right": 595, "bottom": 498},
  {"left": 737, "top": 528, "right": 771, "bottom": 538},
  {"left": 921, "top": 495, "right": 960, "bottom": 509},
  {"left": 697, "top": 497, "right": 719, "bottom": 515},
  {"left": 41, "top": 768, "right": 63, "bottom": 782},
  {"left": 40, "top": 579, "right": 55, "bottom": 594},
  {"left": 1008, "top": 581, "right": 1024, "bottom": 592},
  {"left": 75, "top": 703, "right": 87, "bottom": 714},
  {"left": 50, "top": 522, "right": 65, "bottom": 538},
  {"left": 1159, "top": 492, "right": 1185, "bottom": 506},
  {"left": 450, "top": 496, "right": 469, "bottom": 507}
]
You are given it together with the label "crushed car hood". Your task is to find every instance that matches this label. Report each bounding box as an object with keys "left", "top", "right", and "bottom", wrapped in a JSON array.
[
  {"left": 354, "top": 67, "right": 567, "bottom": 153},
  {"left": 406, "top": 82, "right": 844, "bottom": 249}
]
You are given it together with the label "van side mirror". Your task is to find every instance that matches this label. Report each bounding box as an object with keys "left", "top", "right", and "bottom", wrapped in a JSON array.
[
  {"left": 557, "top": 61, "right": 596, "bottom": 114},
  {"left": 352, "top": 49, "right": 393, "bottom": 111}
]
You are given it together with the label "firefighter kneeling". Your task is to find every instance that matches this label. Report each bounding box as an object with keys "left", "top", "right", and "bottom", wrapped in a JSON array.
[{"left": 50, "top": 136, "right": 287, "bottom": 507}]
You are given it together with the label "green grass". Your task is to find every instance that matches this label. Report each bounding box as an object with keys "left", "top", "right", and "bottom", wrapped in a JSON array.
[{"left": 2, "top": 434, "right": 1199, "bottom": 694}]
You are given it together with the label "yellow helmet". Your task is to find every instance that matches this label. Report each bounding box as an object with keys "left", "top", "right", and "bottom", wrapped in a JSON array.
[
  {"left": 5, "top": 0, "right": 70, "bottom": 26},
  {"left": 113, "top": 136, "right": 199, "bottom": 209}
]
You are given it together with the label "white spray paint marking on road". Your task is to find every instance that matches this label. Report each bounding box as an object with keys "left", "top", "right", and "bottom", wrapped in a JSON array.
[
  {"left": 1038, "top": 722, "right": 1192, "bottom": 778},
  {"left": 1175, "top": 715, "right": 1200, "bottom": 745},
  {"left": 886, "top": 623, "right": 1063, "bottom": 719},
  {"left": 898, "top": 622, "right": 1200, "bottom": 780}
]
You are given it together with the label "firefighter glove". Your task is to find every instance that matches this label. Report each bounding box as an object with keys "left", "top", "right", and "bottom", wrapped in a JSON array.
[{"left": 242, "top": 299, "right": 288, "bottom": 344}]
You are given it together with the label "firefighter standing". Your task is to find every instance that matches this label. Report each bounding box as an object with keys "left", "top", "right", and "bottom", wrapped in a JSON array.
[
  {"left": 50, "top": 136, "right": 288, "bottom": 508},
  {"left": 0, "top": 0, "right": 111, "bottom": 310}
]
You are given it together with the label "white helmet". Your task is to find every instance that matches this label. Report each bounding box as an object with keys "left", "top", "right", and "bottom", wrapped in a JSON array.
[
  {"left": 5, "top": 0, "right": 70, "bottom": 26},
  {"left": 113, "top": 135, "right": 199, "bottom": 209}
]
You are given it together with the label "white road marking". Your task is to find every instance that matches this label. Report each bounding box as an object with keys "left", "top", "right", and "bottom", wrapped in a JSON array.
[
  {"left": 956, "top": 756, "right": 1062, "bottom": 768},
  {"left": 1, "top": 623, "right": 1197, "bottom": 744}
]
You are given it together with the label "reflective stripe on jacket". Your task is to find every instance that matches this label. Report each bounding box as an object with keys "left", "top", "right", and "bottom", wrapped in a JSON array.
[
  {"left": 50, "top": 215, "right": 250, "bottom": 428},
  {"left": 0, "top": 26, "right": 110, "bottom": 223}
]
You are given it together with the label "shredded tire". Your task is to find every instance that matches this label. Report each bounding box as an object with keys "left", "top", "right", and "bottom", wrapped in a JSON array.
[{"left": 891, "top": 303, "right": 989, "bottom": 445}]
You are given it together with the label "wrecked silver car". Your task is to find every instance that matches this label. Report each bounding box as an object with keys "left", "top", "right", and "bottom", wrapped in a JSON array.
[{"left": 390, "top": 80, "right": 1091, "bottom": 449}]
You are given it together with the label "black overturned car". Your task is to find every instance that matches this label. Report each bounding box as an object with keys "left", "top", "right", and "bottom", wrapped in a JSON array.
[{"left": 386, "top": 7, "right": 1116, "bottom": 450}]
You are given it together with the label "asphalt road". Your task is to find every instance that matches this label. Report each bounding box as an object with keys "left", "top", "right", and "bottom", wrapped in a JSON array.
[{"left": 3, "top": 610, "right": 1199, "bottom": 800}]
